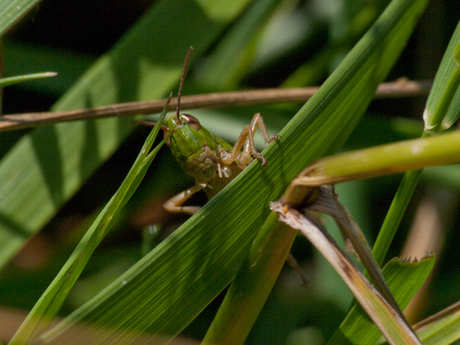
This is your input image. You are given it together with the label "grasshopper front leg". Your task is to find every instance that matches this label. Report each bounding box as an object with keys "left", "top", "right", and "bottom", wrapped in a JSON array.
[
  {"left": 164, "top": 183, "right": 205, "bottom": 215},
  {"left": 219, "top": 113, "right": 279, "bottom": 167}
]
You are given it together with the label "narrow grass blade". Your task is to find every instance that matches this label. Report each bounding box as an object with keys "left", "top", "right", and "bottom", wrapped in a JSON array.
[
  {"left": 373, "top": 170, "right": 423, "bottom": 266},
  {"left": 3, "top": 40, "right": 94, "bottom": 96},
  {"left": 424, "top": 21, "right": 460, "bottom": 131},
  {"left": 328, "top": 254, "right": 435, "bottom": 345},
  {"left": 0, "top": 73, "right": 57, "bottom": 88},
  {"left": 412, "top": 301, "right": 460, "bottom": 345},
  {"left": 8, "top": 99, "right": 170, "bottom": 345}
]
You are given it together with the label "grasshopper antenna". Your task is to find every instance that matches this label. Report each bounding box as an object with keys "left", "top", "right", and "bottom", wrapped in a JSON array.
[{"left": 176, "top": 46, "right": 194, "bottom": 124}]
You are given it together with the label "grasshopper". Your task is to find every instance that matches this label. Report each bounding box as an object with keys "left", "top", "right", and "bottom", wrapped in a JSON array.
[{"left": 139, "top": 47, "right": 279, "bottom": 215}]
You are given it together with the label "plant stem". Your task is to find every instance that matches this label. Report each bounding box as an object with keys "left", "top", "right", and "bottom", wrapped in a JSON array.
[
  {"left": 0, "top": 80, "right": 431, "bottom": 132},
  {"left": 202, "top": 212, "right": 297, "bottom": 345}
]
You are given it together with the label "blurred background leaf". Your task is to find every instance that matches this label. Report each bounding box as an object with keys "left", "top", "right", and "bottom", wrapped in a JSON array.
[{"left": 0, "top": 0, "right": 41, "bottom": 37}]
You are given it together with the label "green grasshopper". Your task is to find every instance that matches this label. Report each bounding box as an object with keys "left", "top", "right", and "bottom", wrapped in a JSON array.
[{"left": 139, "top": 47, "right": 279, "bottom": 215}]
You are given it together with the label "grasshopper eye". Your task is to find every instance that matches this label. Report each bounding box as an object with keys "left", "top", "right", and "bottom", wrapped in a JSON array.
[{"left": 181, "top": 114, "right": 201, "bottom": 130}]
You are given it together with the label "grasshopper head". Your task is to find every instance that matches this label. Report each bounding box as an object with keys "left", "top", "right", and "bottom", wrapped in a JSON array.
[
  {"left": 158, "top": 47, "right": 217, "bottom": 164},
  {"left": 164, "top": 113, "right": 215, "bottom": 162},
  {"left": 163, "top": 46, "right": 214, "bottom": 162}
]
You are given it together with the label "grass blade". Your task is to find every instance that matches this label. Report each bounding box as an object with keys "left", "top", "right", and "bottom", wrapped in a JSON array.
[
  {"left": 328, "top": 255, "right": 435, "bottom": 344},
  {"left": 424, "top": 21, "right": 460, "bottom": 131},
  {"left": 0, "top": 73, "right": 57, "bottom": 88},
  {"left": 413, "top": 301, "right": 460, "bottom": 345},
  {"left": 8, "top": 99, "right": 171, "bottom": 345}
]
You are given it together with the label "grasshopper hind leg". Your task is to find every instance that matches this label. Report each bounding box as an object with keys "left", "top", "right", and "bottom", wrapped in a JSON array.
[{"left": 163, "top": 183, "right": 205, "bottom": 215}]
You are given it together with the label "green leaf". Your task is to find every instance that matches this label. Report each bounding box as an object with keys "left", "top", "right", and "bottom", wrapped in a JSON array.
[
  {"left": 0, "top": 0, "right": 41, "bottom": 37},
  {"left": 413, "top": 301, "right": 460, "bottom": 345},
  {"left": 35, "top": 0, "right": 429, "bottom": 343},
  {"left": 8, "top": 99, "right": 170, "bottom": 345},
  {"left": 328, "top": 254, "right": 436, "bottom": 345},
  {"left": 424, "top": 21, "right": 460, "bottom": 131}
]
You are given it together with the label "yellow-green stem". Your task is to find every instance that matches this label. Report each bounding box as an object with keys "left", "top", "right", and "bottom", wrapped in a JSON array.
[{"left": 202, "top": 212, "right": 297, "bottom": 345}]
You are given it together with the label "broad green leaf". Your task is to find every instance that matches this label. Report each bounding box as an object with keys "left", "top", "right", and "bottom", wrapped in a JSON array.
[
  {"left": 8, "top": 98, "right": 171, "bottom": 345},
  {"left": 0, "top": 0, "right": 252, "bottom": 270},
  {"left": 36, "top": 0, "right": 429, "bottom": 343},
  {"left": 328, "top": 254, "right": 435, "bottom": 344}
]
